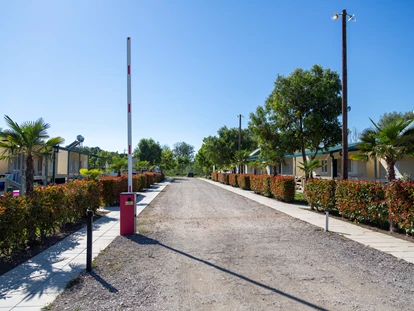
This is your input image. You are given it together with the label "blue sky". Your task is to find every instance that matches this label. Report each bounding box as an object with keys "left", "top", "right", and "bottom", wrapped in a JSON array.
[{"left": 1, "top": 0, "right": 413, "bottom": 154}]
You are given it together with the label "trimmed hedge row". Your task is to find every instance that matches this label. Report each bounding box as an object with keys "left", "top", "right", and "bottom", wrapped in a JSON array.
[
  {"left": 229, "top": 174, "right": 238, "bottom": 187},
  {"left": 211, "top": 173, "right": 295, "bottom": 203},
  {"left": 100, "top": 173, "right": 164, "bottom": 206},
  {"left": 387, "top": 181, "right": 414, "bottom": 234},
  {"left": 0, "top": 180, "right": 100, "bottom": 255},
  {"left": 305, "top": 179, "right": 414, "bottom": 234},
  {"left": 305, "top": 179, "right": 336, "bottom": 212},
  {"left": 270, "top": 176, "right": 295, "bottom": 203},
  {"left": 0, "top": 172, "right": 164, "bottom": 255}
]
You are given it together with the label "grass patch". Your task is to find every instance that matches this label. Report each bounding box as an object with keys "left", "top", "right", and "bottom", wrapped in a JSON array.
[
  {"left": 138, "top": 229, "right": 150, "bottom": 234},
  {"left": 41, "top": 303, "right": 52, "bottom": 310},
  {"left": 65, "top": 275, "right": 82, "bottom": 290},
  {"left": 294, "top": 192, "right": 308, "bottom": 206}
]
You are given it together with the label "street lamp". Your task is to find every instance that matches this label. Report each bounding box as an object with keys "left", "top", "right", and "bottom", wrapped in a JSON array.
[{"left": 332, "top": 9, "right": 355, "bottom": 180}]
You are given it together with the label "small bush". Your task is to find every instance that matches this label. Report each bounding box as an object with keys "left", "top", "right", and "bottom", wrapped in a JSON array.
[
  {"left": 305, "top": 179, "right": 336, "bottom": 211},
  {"left": 336, "top": 180, "right": 388, "bottom": 226},
  {"left": 250, "top": 175, "right": 271, "bottom": 197},
  {"left": 237, "top": 174, "right": 251, "bottom": 190},
  {"left": 218, "top": 173, "right": 230, "bottom": 185},
  {"left": 387, "top": 180, "right": 414, "bottom": 234},
  {"left": 229, "top": 174, "right": 238, "bottom": 187},
  {"left": 270, "top": 175, "right": 295, "bottom": 203}
]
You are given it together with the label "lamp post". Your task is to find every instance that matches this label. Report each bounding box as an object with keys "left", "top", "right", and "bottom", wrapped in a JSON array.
[{"left": 332, "top": 10, "right": 355, "bottom": 180}]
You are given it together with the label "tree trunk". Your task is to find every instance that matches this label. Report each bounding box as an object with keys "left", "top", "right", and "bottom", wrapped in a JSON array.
[
  {"left": 117, "top": 170, "right": 121, "bottom": 177},
  {"left": 26, "top": 153, "right": 34, "bottom": 196},
  {"left": 386, "top": 159, "right": 396, "bottom": 182},
  {"left": 272, "top": 165, "right": 277, "bottom": 177},
  {"left": 386, "top": 159, "right": 398, "bottom": 233}
]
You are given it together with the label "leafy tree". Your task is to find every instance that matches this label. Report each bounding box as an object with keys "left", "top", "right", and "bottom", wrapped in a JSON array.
[
  {"left": 352, "top": 117, "right": 414, "bottom": 182},
  {"left": 202, "top": 126, "right": 255, "bottom": 170},
  {"left": 377, "top": 111, "right": 414, "bottom": 129},
  {"left": 0, "top": 115, "right": 64, "bottom": 195},
  {"left": 160, "top": 146, "right": 176, "bottom": 173},
  {"left": 249, "top": 105, "right": 292, "bottom": 176},
  {"left": 133, "top": 138, "right": 162, "bottom": 166},
  {"left": 265, "top": 64, "right": 342, "bottom": 166},
  {"left": 110, "top": 156, "right": 127, "bottom": 177},
  {"left": 195, "top": 144, "right": 213, "bottom": 176},
  {"left": 173, "top": 142, "right": 195, "bottom": 161}
]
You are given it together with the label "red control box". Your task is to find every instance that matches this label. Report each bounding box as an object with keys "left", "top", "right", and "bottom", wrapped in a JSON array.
[{"left": 120, "top": 192, "right": 136, "bottom": 235}]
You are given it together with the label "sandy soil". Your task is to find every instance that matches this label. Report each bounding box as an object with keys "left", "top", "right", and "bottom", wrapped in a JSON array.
[{"left": 50, "top": 178, "right": 414, "bottom": 311}]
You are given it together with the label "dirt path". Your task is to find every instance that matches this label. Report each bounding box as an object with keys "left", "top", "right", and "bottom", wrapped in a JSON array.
[{"left": 50, "top": 178, "right": 414, "bottom": 310}]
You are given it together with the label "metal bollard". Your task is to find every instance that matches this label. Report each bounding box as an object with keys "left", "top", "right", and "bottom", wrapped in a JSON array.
[
  {"left": 325, "top": 211, "right": 329, "bottom": 232},
  {"left": 86, "top": 209, "right": 94, "bottom": 272}
]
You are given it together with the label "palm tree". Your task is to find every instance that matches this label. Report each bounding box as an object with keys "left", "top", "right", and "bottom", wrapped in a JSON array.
[
  {"left": 0, "top": 115, "right": 64, "bottom": 196},
  {"left": 259, "top": 149, "right": 285, "bottom": 176},
  {"left": 298, "top": 158, "right": 322, "bottom": 179},
  {"left": 352, "top": 117, "right": 414, "bottom": 182},
  {"left": 234, "top": 150, "right": 250, "bottom": 174},
  {"left": 135, "top": 160, "right": 150, "bottom": 174},
  {"left": 110, "top": 156, "right": 128, "bottom": 177}
]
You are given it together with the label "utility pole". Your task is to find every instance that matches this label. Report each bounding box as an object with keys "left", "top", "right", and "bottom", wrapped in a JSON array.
[
  {"left": 237, "top": 114, "right": 244, "bottom": 173},
  {"left": 333, "top": 9, "right": 355, "bottom": 180},
  {"left": 341, "top": 9, "right": 348, "bottom": 180},
  {"left": 237, "top": 114, "right": 243, "bottom": 151}
]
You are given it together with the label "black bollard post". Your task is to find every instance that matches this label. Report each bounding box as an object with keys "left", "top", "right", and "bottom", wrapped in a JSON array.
[{"left": 86, "top": 209, "right": 94, "bottom": 272}]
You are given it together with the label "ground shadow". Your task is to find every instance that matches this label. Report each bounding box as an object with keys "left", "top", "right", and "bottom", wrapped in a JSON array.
[
  {"left": 126, "top": 234, "right": 329, "bottom": 311},
  {"left": 89, "top": 271, "right": 118, "bottom": 293}
]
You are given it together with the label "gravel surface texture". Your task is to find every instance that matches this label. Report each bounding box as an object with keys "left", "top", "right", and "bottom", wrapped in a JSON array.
[{"left": 50, "top": 178, "right": 414, "bottom": 311}]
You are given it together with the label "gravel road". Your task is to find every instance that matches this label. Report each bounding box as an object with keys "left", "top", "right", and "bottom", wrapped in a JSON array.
[{"left": 50, "top": 178, "right": 414, "bottom": 311}]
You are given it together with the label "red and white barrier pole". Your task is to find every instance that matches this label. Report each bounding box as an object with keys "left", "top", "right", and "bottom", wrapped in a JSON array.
[{"left": 127, "top": 37, "right": 132, "bottom": 192}]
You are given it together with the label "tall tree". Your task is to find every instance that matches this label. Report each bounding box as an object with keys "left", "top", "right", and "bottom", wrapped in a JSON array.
[
  {"left": 202, "top": 126, "right": 256, "bottom": 170},
  {"left": 160, "top": 146, "right": 176, "bottom": 173},
  {"left": 133, "top": 138, "right": 162, "bottom": 166},
  {"left": 0, "top": 115, "right": 64, "bottom": 195},
  {"left": 377, "top": 111, "right": 414, "bottom": 129},
  {"left": 173, "top": 142, "right": 195, "bottom": 160},
  {"left": 265, "top": 64, "right": 342, "bottom": 165},
  {"left": 195, "top": 144, "right": 213, "bottom": 176},
  {"left": 249, "top": 105, "right": 292, "bottom": 175}
]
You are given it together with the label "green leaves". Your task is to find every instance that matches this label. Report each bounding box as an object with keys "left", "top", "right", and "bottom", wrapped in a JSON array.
[
  {"left": 354, "top": 116, "right": 414, "bottom": 181},
  {"left": 260, "top": 64, "right": 342, "bottom": 162},
  {"left": 0, "top": 115, "right": 64, "bottom": 195}
]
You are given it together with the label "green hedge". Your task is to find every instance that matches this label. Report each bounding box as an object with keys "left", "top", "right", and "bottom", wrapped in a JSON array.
[
  {"left": 100, "top": 173, "right": 163, "bottom": 206},
  {"left": 0, "top": 180, "right": 101, "bottom": 255},
  {"left": 387, "top": 180, "right": 414, "bottom": 234},
  {"left": 0, "top": 173, "right": 165, "bottom": 255},
  {"left": 336, "top": 180, "right": 388, "bottom": 226},
  {"left": 305, "top": 179, "right": 336, "bottom": 212},
  {"left": 270, "top": 176, "right": 295, "bottom": 203}
]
